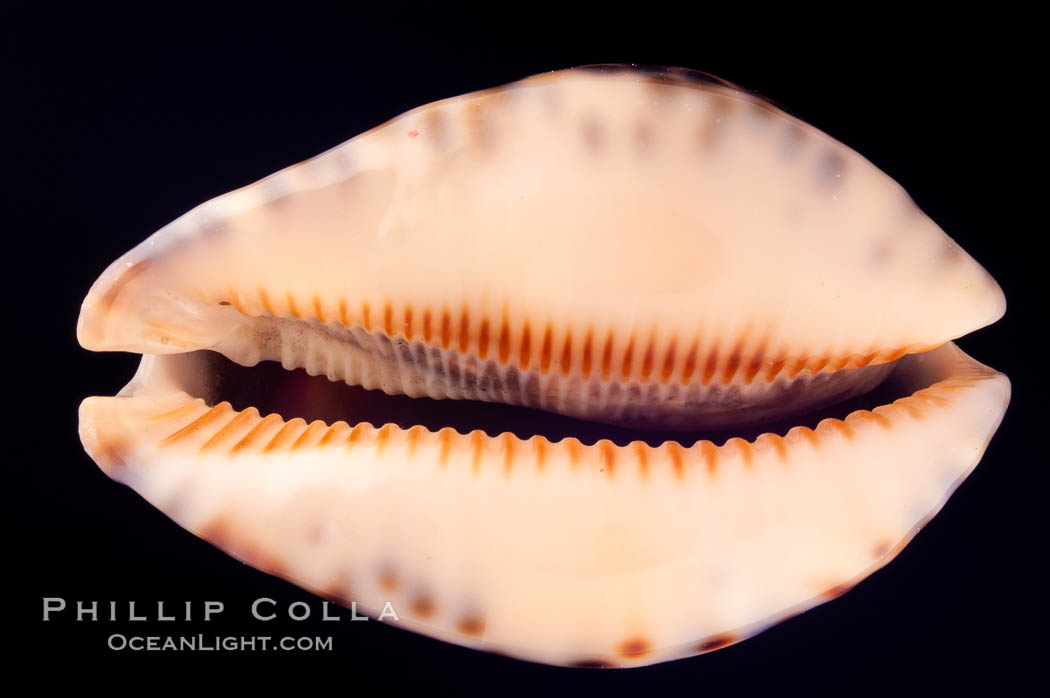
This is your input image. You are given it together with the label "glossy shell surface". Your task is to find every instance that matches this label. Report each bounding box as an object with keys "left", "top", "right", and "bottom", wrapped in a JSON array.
[{"left": 77, "top": 66, "right": 1009, "bottom": 667}]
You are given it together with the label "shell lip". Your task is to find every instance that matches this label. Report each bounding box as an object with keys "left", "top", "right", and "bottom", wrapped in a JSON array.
[{"left": 75, "top": 337, "right": 1011, "bottom": 669}]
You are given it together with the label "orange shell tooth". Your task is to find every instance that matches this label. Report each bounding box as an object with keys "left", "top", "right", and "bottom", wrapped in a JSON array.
[
  {"left": 199, "top": 407, "right": 259, "bottom": 453},
  {"left": 665, "top": 441, "right": 686, "bottom": 479},
  {"left": 699, "top": 441, "right": 719, "bottom": 476},
  {"left": 756, "top": 433, "right": 789, "bottom": 461},
  {"left": 160, "top": 402, "right": 235, "bottom": 448}
]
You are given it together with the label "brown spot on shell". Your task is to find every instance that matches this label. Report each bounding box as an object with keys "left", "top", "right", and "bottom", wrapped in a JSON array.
[
  {"left": 642, "top": 78, "right": 682, "bottom": 104},
  {"left": 582, "top": 115, "right": 603, "bottom": 154},
  {"left": 457, "top": 615, "right": 486, "bottom": 636},
  {"left": 465, "top": 101, "right": 496, "bottom": 151},
  {"left": 198, "top": 517, "right": 234, "bottom": 554},
  {"left": 698, "top": 94, "right": 733, "bottom": 148},
  {"left": 781, "top": 122, "right": 808, "bottom": 159},
  {"left": 570, "top": 658, "right": 615, "bottom": 669},
  {"left": 305, "top": 522, "right": 324, "bottom": 546},
  {"left": 697, "top": 634, "right": 736, "bottom": 653},
  {"left": 409, "top": 595, "right": 436, "bottom": 618},
  {"left": 869, "top": 239, "right": 894, "bottom": 268},
  {"left": 941, "top": 238, "right": 964, "bottom": 262},
  {"left": 817, "top": 148, "right": 847, "bottom": 188},
  {"left": 747, "top": 100, "right": 777, "bottom": 128},
  {"left": 822, "top": 582, "right": 853, "bottom": 599},
  {"left": 634, "top": 121, "right": 653, "bottom": 152},
  {"left": 422, "top": 109, "right": 449, "bottom": 148},
  {"left": 94, "top": 439, "right": 128, "bottom": 474},
  {"left": 377, "top": 568, "right": 399, "bottom": 592},
  {"left": 618, "top": 638, "right": 651, "bottom": 658}
]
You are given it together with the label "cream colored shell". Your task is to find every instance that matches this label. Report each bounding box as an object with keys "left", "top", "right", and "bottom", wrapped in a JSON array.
[{"left": 76, "top": 67, "right": 1009, "bottom": 667}]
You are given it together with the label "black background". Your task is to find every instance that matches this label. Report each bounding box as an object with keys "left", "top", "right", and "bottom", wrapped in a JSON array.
[{"left": 9, "top": 7, "right": 1039, "bottom": 691}]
